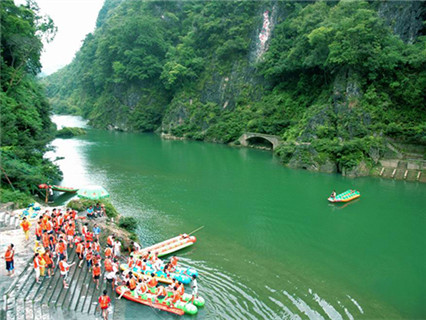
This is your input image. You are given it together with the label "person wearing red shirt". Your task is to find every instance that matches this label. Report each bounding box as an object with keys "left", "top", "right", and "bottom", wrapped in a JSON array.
[{"left": 98, "top": 290, "right": 111, "bottom": 320}]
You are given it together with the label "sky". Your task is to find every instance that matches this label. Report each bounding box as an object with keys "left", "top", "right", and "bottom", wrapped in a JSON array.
[{"left": 15, "top": 0, "right": 105, "bottom": 75}]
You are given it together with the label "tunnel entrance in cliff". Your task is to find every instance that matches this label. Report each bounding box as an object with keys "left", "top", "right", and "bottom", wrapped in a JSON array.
[{"left": 246, "top": 137, "right": 273, "bottom": 150}]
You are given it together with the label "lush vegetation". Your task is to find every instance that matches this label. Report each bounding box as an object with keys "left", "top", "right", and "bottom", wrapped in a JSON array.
[
  {"left": 1, "top": 0, "right": 62, "bottom": 201},
  {"left": 44, "top": 0, "right": 426, "bottom": 174},
  {"left": 56, "top": 126, "right": 86, "bottom": 138}
]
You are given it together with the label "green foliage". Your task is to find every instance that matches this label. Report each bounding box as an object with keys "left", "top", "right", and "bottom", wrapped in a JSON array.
[
  {"left": 0, "top": 188, "right": 35, "bottom": 208},
  {"left": 1, "top": 1, "right": 61, "bottom": 202},
  {"left": 42, "top": 0, "right": 425, "bottom": 174},
  {"left": 56, "top": 127, "right": 86, "bottom": 138},
  {"left": 66, "top": 199, "right": 118, "bottom": 218},
  {"left": 118, "top": 216, "right": 138, "bottom": 232}
]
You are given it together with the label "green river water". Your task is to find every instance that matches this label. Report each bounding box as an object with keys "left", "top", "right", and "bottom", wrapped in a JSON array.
[{"left": 49, "top": 115, "right": 426, "bottom": 320}]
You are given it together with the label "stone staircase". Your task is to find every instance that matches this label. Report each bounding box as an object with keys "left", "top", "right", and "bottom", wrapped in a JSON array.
[
  {"left": 1, "top": 240, "right": 116, "bottom": 320},
  {"left": 378, "top": 159, "right": 425, "bottom": 182}
]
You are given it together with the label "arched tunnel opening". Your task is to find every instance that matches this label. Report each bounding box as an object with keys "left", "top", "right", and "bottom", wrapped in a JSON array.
[{"left": 246, "top": 137, "right": 274, "bottom": 150}]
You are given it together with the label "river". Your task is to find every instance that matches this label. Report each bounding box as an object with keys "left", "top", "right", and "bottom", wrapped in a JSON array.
[{"left": 48, "top": 115, "right": 426, "bottom": 319}]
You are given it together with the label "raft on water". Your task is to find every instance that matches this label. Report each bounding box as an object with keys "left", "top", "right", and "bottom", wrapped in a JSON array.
[
  {"left": 120, "top": 262, "right": 197, "bottom": 285},
  {"left": 328, "top": 189, "right": 360, "bottom": 203},
  {"left": 131, "top": 234, "right": 197, "bottom": 258},
  {"left": 116, "top": 285, "right": 204, "bottom": 315}
]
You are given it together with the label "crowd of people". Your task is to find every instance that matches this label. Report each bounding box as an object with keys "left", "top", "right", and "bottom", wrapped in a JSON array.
[{"left": 3, "top": 205, "right": 199, "bottom": 319}]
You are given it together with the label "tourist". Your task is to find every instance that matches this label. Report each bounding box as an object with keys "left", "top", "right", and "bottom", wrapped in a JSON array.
[
  {"left": 65, "top": 222, "right": 75, "bottom": 248},
  {"left": 98, "top": 290, "right": 111, "bottom": 320},
  {"left": 33, "top": 252, "right": 42, "bottom": 283},
  {"left": 59, "top": 256, "right": 75, "bottom": 288},
  {"left": 93, "top": 223, "right": 101, "bottom": 241},
  {"left": 82, "top": 223, "right": 88, "bottom": 239},
  {"left": 135, "top": 278, "right": 148, "bottom": 296},
  {"left": 20, "top": 217, "right": 31, "bottom": 241},
  {"left": 131, "top": 241, "right": 141, "bottom": 252},
  {"left": 92, "top": 263, "right": 101, "bottom": 289},
  {"left": 35, "top": 221, "right": 42, "bottom": 241},
  {"left": 191, "top": 275, "right": 198, "bottom": 302},
  {"left": 104, "top": 246, "right": 113, "bottom": 259},
  {"left": 87, "top": 206, "right": 94, "bottom": 219},
  {"left": 107, "top": 234, "right": 115, "bottom": 248},
  {"left": 113, "top": 239, "right": 121, "bottom": 258},
  {"left": 155, "top": 284, "right": 167, "bottom": 302},
  {"left": 117, "top": 271, "right": 136, "bottom": 299},
  {"left": 76, "top": 240, "right": 85, "bottom": 268},
  {"left": 85, "top": 247, "right": 93, "bottom": 268},
  {"left": 3, "top": 244, "right": 15, "bottom": 277},
  {"left": 43, "top": 249, "right": 54, "bottom": 278},
  {"left": 94, "top": 202, "right": 102, "bottom": 218},
  {"left": 42, "top": 230, "right": 50, "bottom": 250},
  {"left": 147, "top": 273, "right": 158, "bottom": 292},
  {"left": 100, "top": 204, "right": 106, "bottom": 217},
  {"left": 330, "top": 190, "right": 336, "bottom": 199}
]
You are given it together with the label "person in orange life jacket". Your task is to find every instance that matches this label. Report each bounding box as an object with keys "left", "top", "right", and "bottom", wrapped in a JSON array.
[
  {"left": 135, "top": 278, "right": 148, "bottom": 296},
  {"left": 86, "top": 247, "right": 93, "bottom": 268},
  {"left": 93, "top": 254, "right": 101, "bottom": 268},
  {"left": 168, "top": 286, "right": 184, "bottom": 305},
  {"left": 98, "top": 290, "right": 111, "bottom": 320},
  {"left": 59, "top": 256, "right": 75, "bottom": 289},
  {"left": 155, "top": 284, "right": 167, "bottom": 302},
  {"left": 3, "top": 244, "right": 15, "bottom": 277},
  {"left": 44, "top": 249, "right": 54, "bottom": 278},
  {"left": 33, "top": 252, "right": 42, "bottom": 283},
  {"left": 117, "top": 271, "right": 136, "bottom": 299},
  {"left": 176, "top": 281, "right": 185, "bottom": 295},
  {"left": 127, "top": 256, "right": 135, "bottom": 268},
  {"left": 20, "top": 217, "right": 31, "bottom": 241},
  {"left": 56, "top": 240, "right": 67, "bottom": 265},
  {"left": 45, "top": 217, "right": 54, "bottom": 235},
  {"left": 82, "top": 223, "right": 88, "bottom": 239},
  {"left": 92, "top": 240, "right": 101, "bottom": 254},
  {"left": 163, "top": 262, "right": 172, "bottom": 276},
  {"left": 35, "top": 221, "right": 42, "bottom": 241},
  {"left": 169, "top": 256, "right": 178, "bottom": 271},
  {"left": 65, "top": 223, "right": 75, "bottom": 247},
  {"left": 92, "top": 263, "right": 101, "bottom": 289},
  {"left": 104, "top": 246, "right": 113, "bottom": 259},
  {"left": 107, "top": 234, "right": 115, "bottom": 248},
  {"left": 85, "top": 230, "right": 94, "bottom": 243},
  {"left": 147, "top": 273, "right": 158, "bottom": 291},
  {"left": 41, "top": 230, "right": 50, "bottom": 249},
  {"left": 76, "top": 241, "right": 85, "bottom": 268}
]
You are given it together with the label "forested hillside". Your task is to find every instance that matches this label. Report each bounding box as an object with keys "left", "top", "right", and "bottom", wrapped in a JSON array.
[
  {"left": 44, "top": 0, "right": 426, "bottom": 176},
  {"left": 1, "top": 0, "right": 61, "bottom": 204}
]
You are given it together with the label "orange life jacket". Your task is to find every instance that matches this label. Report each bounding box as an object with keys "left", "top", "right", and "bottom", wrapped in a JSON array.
[
  {"left": 86, "top": 232, "right": 93, "bottom": 242},
  {"left": 76, "top": 243, "right": 84, "bottom": 254},
  {"left": 42, "top": 234, "right": 50, "bottom": 248},
  {"left": 128, "top": 258, "right": 134, "bottom": 268},
  {"left": 66, "top": 227, "right": 75, "bottom": 236},
  {"left": 107, "top": 236, "right": 113, "bottom": 246},
  {"left": 57, "top": 242, "right": 66, "bottom": 254},
  {"left": 36, "top": 224, "right": 42, "bottom": 237},
  {"left": 5, "top": 249, "right": 14, "bottom": 262},
  {"left": 172, "top": 292, "right": 182, "bottom": 303},
  {"left": 93, "top": 266, "right": 101, "bottom": 276},
  {"left": 59, "top": 260, "right": 69, "bottom": 272},
  {"left": 105, "top": 247, "right": 112, "bottom": 257},
  {"left": 46, "top": 221, "right": 53, "bottom": 232},
  {"left": 93, "top": 242, "right": 100, "bottom": 252},
  {"left": 86, "top": 251, "right": 93, "bottom": 261},
  {"left": 129, "top": 278, "right": 137, "bottom": 290},
  {"left": 33, "top": 256, "right": 40, "bottom": 268},
  {"left": 104, "top": 258, "right": 113, "bottom": 272},
  {"left": 170, "top": 257, "right": 178, "bottom": 267},
  {"left": 99, "top": 295, "right": 110, "bottom": 309},
  {"left": 148, "top": 277, "right": 158, "bottom": 288},
  {"left": 177, "top": 284, "right": 184, "bottom": 295},
  {"left": 21, "top": 220, "right": 30, "bottom": 232},
  {"left": 44, "top": 253, "right": 53, "bottom": 265},
  {"left": 156, "top": 286, "right": 166, "bottom": 296}
]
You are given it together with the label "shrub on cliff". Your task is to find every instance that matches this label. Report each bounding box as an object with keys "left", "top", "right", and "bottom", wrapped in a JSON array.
[
  {"left": 118, "top": 216, "right": 138, "bottom": 232},
  {"left": 56, "top": 127, "right": 86, "bottom": 138}
]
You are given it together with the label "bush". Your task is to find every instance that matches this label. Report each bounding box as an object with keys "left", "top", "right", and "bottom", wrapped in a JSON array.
[
  {"left": 0, "top": 188, "right": 34, "bottom": 208},
  {"left": 67, "top": 198, "right": 119, "bottom": 218},
  {"left": 56, "top": 127, "right": 86, "bottom": 138},
  {"left": 118, "top": 216, "right": 138, "bottom": 232}
]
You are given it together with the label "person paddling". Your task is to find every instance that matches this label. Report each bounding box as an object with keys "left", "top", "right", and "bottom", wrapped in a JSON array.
[{"left": 98, "top": 290, "right": 111, "bottom": 320}]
